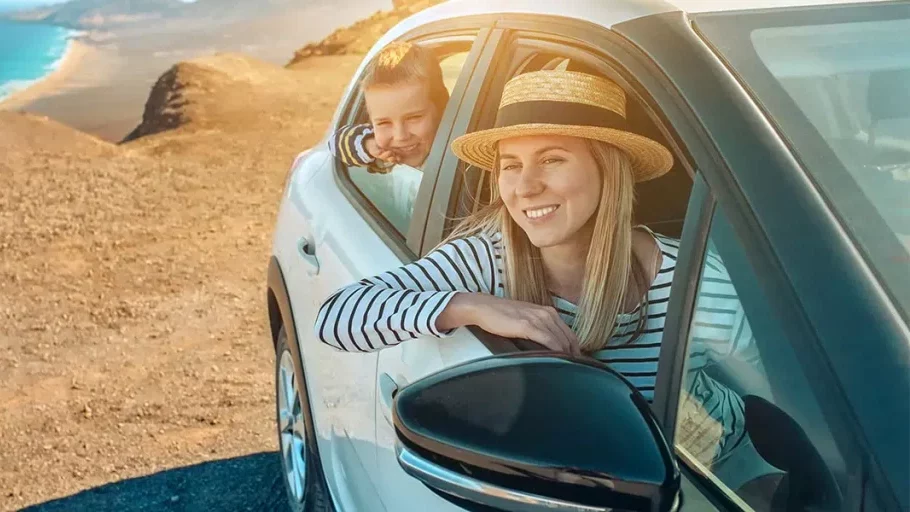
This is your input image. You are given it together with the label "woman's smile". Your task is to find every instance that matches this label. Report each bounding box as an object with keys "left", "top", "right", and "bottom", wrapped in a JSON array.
[{"left": 523, "top": 204, "right": 560, "bottom": 221}]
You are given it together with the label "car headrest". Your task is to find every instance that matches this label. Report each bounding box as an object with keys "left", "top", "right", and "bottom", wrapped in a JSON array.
[{"left": 868, "top": 69, "right": 910, "bottom": 122}]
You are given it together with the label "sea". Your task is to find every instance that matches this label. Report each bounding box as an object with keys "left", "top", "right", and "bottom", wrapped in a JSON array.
[{"left": 0, "top": 19, "right": 79, "bottom": 102}]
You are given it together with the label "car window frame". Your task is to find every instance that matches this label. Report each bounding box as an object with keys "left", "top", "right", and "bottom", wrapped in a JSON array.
[
  {"left": 420, "top": 14, "right": 720, "bottom": 367},
  {"left": 331, "top": 23, "right": 492, "bottom": 262}
]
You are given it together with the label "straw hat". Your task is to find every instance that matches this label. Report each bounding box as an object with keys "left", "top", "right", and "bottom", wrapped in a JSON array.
[{"left": 451, "top": 70, "right": 674, "bottom": 182}]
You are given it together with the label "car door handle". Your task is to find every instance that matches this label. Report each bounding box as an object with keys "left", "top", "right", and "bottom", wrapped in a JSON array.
[
  {"left": 298, "top": 237, "right": 319, "bottom": 276},
  {"left": 378, "top": 373, "right": 399, "bottom": 425}
]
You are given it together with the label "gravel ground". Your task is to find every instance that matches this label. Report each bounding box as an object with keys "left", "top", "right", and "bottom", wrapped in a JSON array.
[{"left": 0, "top": 54, "right": 362, "bottom": 511}]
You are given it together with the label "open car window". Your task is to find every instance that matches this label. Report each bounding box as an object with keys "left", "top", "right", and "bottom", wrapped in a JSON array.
[{"left": 337, "top": 37, "right": 479, "bottom": 252}]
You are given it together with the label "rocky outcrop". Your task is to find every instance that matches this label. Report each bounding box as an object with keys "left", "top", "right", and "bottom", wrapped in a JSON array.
[
  {"left": 122, "top": 65, "right": 188, "bottom": 142},
  {"left": 286, "top": 0, "right": 445, "bottom": 66},
  {"left": 121, "top": 52, "right": 359, "bottom": 144}
]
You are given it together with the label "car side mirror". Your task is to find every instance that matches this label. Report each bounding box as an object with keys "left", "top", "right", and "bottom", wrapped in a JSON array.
[{"left": 392, "top": 353, "right": 681, "bottom": 512}]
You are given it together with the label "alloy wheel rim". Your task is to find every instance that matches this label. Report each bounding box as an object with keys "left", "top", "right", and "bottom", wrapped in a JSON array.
[{"left": 278, "top": 349, "right": 307, "bottom": 502}]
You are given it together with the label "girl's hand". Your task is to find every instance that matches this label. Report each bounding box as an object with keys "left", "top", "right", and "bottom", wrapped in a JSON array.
[
  {"left": 439, "top": 293, "right": 581, "bottom": 356},
  {"left": 365, "top": 136, "right": 400, "bottom": 164}
]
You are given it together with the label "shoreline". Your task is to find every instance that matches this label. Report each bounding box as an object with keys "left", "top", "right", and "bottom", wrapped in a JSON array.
[
  {"left": 0, "top": 38, "right": 94, "bottom": 110},
  {"left": 0, "top": 0, "right": 388, "bottom": 142}
]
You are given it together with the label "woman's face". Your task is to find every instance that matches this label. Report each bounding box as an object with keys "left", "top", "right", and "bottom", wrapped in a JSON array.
[{"left": 497, "top": 135, "right": 602, "bottom": 249}]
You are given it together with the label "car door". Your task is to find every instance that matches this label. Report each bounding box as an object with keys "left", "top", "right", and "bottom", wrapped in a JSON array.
[
  {"left": 284, "top": 26, "right": 489, "bottom": 511},
  {"left": 396, "top": 13, "right": 750, "bottom": 510},
  {"left": 373, "top": 13, "right": 708, "bottom": 509}
]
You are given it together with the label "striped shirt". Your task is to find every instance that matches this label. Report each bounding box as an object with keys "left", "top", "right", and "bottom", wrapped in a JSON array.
[
  {"left": 314, "top": 229, "right": 756, "bottom": 465},
  {"left": 328, "top": 123, "right": 388, "bottom": 172}
]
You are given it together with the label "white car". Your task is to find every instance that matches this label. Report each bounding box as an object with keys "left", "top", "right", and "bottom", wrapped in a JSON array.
[{"left": 266, "top": 0, "right": 910, "bottom": 511}]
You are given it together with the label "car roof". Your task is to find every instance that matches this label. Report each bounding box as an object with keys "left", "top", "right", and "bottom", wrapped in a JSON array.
[{"left": 370, "top": 0, "right": 887, "bottom": 56}]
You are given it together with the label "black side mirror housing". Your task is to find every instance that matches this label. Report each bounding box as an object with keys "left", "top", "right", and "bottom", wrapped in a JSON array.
[{"left": 393, "top": 353, "right": 680, "bottom": 512}]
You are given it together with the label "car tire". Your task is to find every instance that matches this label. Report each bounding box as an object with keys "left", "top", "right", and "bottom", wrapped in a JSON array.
[{"left": 275, "top": 326, "right": 332, "bottom": 512}]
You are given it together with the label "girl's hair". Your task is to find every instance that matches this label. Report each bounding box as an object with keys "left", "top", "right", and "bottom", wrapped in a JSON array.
[
  {"left": 361, "top": 41, "right": 450, "bottom": 118},
  {"left": 443, "top": 139, "right": 648, "bottom": 352}
]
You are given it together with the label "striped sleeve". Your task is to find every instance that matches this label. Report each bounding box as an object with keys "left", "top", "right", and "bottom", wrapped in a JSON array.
[
  {"left": 328, "top": 123, "right": 375, "bottom": 167},
  {"left": 314, "top": 234, "right": 500, "bottom": 352}
]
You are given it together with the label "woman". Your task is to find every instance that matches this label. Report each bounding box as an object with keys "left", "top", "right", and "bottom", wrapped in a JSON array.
[{"left": 315, "top": 70, "right": 760, "bottom": 477}]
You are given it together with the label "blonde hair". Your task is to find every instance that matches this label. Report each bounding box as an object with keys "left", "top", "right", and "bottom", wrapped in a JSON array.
[
  {"left": 361, "top": 41, "right": 449, "bottom": 116},
  {"left": 444, "top": 140, "right": 648, "bottom": 352}
]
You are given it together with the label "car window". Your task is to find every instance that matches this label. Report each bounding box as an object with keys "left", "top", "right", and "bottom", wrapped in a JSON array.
[
  {"left": 675, "top": 205, "right": 855, "bottom": 512},
  {"left": 342, "top": 41, "right": 475, "bottom": 240},
  {"left": 694, "top": 5, "right": 910, "bottom": 323}
]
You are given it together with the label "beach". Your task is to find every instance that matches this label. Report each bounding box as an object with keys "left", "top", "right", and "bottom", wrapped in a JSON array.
[
  {"left": 0, "top": 0, "right": 389, "bottom": 142},
  {"left": 0, "top": 38, "right": 94, "bottom": 110}
]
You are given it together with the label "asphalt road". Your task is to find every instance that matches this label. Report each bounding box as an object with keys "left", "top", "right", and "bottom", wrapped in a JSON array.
[{"left": 20, "top": 451, "right": 290, "bottom": 512}]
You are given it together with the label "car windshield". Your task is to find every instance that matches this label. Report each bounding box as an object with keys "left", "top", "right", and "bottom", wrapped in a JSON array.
[{"left": 694, "top": 2, "right": 910, "bottom": 322}]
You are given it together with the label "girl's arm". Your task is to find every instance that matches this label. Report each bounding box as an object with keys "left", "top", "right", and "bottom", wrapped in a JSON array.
[{"left": 328, "top": 123, "right": 376, "bottom": 168}]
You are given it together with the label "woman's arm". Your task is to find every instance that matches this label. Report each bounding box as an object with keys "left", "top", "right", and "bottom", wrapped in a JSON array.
[
  {"left": 314, "top": 235, "right": 500, "bottom": 352},
  {"left": 315, "top": 233, "right": 580, "bottom": 355}
]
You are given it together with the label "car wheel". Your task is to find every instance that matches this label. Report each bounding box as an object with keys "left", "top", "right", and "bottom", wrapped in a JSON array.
[{"left": 275, "top": 326, "right": 332, "bottom": 512}]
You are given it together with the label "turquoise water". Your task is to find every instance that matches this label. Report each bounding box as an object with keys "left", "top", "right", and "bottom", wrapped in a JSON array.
[{"left": 0, "top": 19, "right": 74, "bottom": 101}]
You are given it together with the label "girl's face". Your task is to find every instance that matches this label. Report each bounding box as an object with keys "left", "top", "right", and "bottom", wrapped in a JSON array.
[
  {"left": 497, "top": 135, "right": 603, "bottom": 249},
  {"left": 365, "top": 80, "right": 439, "bottom": 168}
]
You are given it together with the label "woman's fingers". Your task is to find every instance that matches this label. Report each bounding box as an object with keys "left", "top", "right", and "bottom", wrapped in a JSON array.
[
  {"left": 550, "top": 311, "right": 581, "bottom": 356},
  {"left": 525, "top": 326, "right": 565, "bottom": 352},
  {"left": 524, "top": 307, "right": 578, "bottom": 356}
]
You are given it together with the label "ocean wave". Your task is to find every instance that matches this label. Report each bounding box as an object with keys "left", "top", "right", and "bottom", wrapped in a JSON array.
[
  {"left": 0, "top": 21, "right": 75, "bottom": 102},
  {"left": 43, "top": 30, "right": 74, "bottom": 72},
  {"left": 0, "top": 78, "right": 40, "bottom": 101}
]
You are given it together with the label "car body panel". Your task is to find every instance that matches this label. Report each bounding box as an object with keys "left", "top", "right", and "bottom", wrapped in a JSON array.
[
  {"left": 276, "top": 145, "right": 390, "bottom": 510},
  {"left": 374, "top": 333, "right": 497, "bottom": 511}
]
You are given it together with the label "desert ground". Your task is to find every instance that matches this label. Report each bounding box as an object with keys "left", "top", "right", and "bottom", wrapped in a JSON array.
[{"left": 0, "top": 0, "right": 442, "bottom": 508}]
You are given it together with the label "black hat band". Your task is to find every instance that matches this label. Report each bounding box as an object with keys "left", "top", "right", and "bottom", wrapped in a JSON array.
[{"left": 494, "top": 100, "right": 629, "bottom": 131}]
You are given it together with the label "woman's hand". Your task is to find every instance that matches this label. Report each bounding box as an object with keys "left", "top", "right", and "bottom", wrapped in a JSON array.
[
  {"left": 365, "top": 136, "right": 400, "bottom": 164},
  {"left": 438, "top": 293, "right": 581, "bottom": 356}
]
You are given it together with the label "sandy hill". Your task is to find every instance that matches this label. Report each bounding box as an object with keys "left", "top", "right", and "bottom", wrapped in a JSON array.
[
  {"left": 0, "top": 111, "right": 116, "bottom": 160},
  {"left": 0, "top": 0, "right": 441, "bottom": 508}
]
